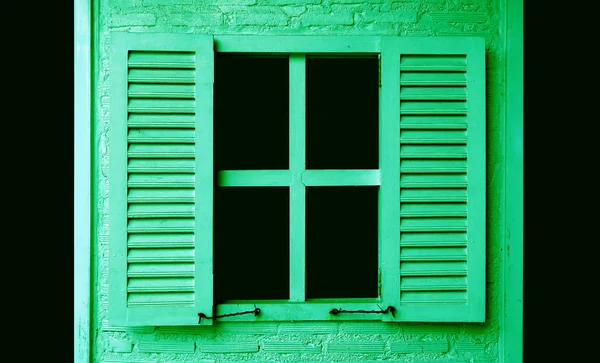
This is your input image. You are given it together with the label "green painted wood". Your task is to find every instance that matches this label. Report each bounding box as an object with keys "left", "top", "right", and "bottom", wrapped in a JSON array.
[
  {"left": 214, "top": 36, "right": 381, "bottom": 53},
  {"left": 388, "top": 36, "right": 486, "bottom": 322},
  {"left": 215, "top": 301, "right": 386, "bottom": 321},
  {"left": 128, "top": 234, "right": 195, "bottom": 249},
  {"left": 401, "top": 247, "right": 466, "bottom": 261},
  {"left": 128, "top": 174, "right": 194, "bottom": 189},
  {"left": 128, "top": 159, "right": 195, "bottom": 174},
  {"left": 400, "top": 174, "right": 467, "bottom": 189},
  {"left": 400, "top": 72, "right": 467, "bottom": 87},
  {"left": 128, "top": 114, "right": 196, "bottom": 128},
  {"left": 301, "top": 170, "right": 380, "bottom": 186},
  {"left": 109, "top": 32, "right": 214, "bottom": 326},
  {"left": 128, "top": 51, "right": 195, "bottom": 68},
  {"left": 401, "top": 189, "right": 467, "bottom": 203},
  {"left": 128, "top": 189, "right": 195, "bottom": 204},
  {"left": 128, "top": 98, "right": 196, "bottom": 113},
  {"left": 128, "top": 144, "right": 196, "bottom": 159},
  {"left": 109, "top": 32, "right": 129, "bottom": 327},
  {"left": 400, "top": 145, "right": 467, "bottom": 159},
  {"left": 74, "top": 0, "right": 91, "bottom": 361},
  {"left": 503, "top": 0, "right": 523, "bottom": 361},
  {"left": 128, "top": 69, "right": 196, "bottom": 83},
  {"left": 400, "top": 233, "right": 467, "bottom": 247},
  {"left": 464, "top": 36, "right": 487, "bottom": 323},
  {"left": 379, "top": 37, "right": 402, "bottom": 322},
  {"left": 128, "top": 129, "right": 195, "bottom": 143},
  {"left": 108, "top": 34, "right": 489, "bottom": 327},
  {"left": 218, "top": 170, "right": 381, "bottom": 187},
  {"left": 401, "top": 261, "right": 467, "bottom": 276},
  {"left": 128, "top": 84, "right": 195, "bottom": 99},
  {"left": 193, "top": 35, "right": 215, "bottom": 326},
  {"left": 289, "top": 54, "right": 306, "bottom": 302},
  {"left": 218, "top": 170, "right": 291, "bottom": 187},
  {"left": 400, "top": 87, "right": 467, "bottom": 100},
  {"left": 400, "top": 54, "right": 466, "bottom": 71},
  {"left": 128, "top": 204, "right": 195, "bottom": 219},
  {"left": 400, "top": 160, "right": 467, "bottom": 174},
  {"left": 400, "top": 115, "right": 467, "bottom": 129}
]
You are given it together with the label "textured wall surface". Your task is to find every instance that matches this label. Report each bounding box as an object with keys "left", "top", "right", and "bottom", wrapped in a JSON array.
[{"left": 94, "top": 0, "right": 505, "bottom": 362}]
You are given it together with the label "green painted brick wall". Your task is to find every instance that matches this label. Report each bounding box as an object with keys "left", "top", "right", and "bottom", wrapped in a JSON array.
[{"left": 94, "top": 0, "right": 506, "bottom": 362}]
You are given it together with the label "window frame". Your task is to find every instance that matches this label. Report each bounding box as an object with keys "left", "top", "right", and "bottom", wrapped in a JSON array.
[
  {"left": 108, "top": 34, "right": 485, "bottom": 325},
  {"left": 211, "top": 36, "right": 398, "bottom": 322}
]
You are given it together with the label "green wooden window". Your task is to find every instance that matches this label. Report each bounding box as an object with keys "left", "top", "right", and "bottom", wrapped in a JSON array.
[{"left": 109, "top": 34, "right": 485, "bottom": 326}]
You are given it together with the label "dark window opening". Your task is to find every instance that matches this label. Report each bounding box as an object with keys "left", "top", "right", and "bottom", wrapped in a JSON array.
[
  {"left": 214, "top": 55, "right": 289, "bottom": 171},
  {"left": 214, "top": 187, "right": 290, "bottom": 301},
  {"left": 306, "top": 186, "right": 379, "bottom": 298},
  {"left": 306, "top": 56, "right": 379, "bottom": 169}
]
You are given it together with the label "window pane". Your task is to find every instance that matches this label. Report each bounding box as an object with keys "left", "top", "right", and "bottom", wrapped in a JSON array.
[
  {"left": 306, "top": 186, "right": 379, "bottom": 298},
  {"left": 214, "top": 55, "right": 289, "bottom": 170},
  {"left": 306, "top": 57, "right": 379, "bottom": 169},
  {"left": 214, "top": 187, "right": 289, "bottom": 301}
]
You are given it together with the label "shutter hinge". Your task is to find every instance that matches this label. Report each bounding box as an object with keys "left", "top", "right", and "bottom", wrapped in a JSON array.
[{"left": 378, "top": 54, "right": 382, "bottom": 88}]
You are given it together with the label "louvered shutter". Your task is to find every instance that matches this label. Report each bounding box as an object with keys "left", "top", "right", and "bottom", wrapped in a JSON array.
[
  {"left": 109, "top": 33, "right": 214, "bottom": 326},
  {"left": 381, "top": 37, "right": 485, "bottom": 322}
]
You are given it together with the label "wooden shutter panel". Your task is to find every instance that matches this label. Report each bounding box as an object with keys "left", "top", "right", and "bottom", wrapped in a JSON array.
[
  {"left": 109, "top": 33, "right": 214, "bottom": 326},
  {"left": 381, "top": 37, "right": 485, "bottom": 322}
]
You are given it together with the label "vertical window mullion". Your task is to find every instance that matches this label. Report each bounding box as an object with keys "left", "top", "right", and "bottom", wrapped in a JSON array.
[{"left": 289, "top": 54, "right": 307, "bottom": 302}]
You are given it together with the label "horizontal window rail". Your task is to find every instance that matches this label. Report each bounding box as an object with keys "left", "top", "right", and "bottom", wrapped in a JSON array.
[{"left": 218, "top": 170, "right": 381, "bottom": 187}]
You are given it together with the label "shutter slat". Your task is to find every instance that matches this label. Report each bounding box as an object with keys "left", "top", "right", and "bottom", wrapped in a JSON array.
[
  {"left": 128, "top": 51, "right": 195, "bottom": 69},
  {"left": 400, "top": 261, "right": 467, "bottom": 276},
  {"left": 400, "top": 247, "right": 467, "bottom": 261},
  {"left": 400, "top": 189, "right": 467, "bottom": 202},
  {"left": 128, "top": 248, "right": 194, "bottom": 263},
  {"left": 128, "top": 84, "right": 195, "bottom": 99},
  {"left": 128, "top": 144, "right": 195, "bottom": 159},
  {"left": 128, "top": 204, "right": 195, "bottom": 219},
  {"left": 400, "top": 203, "right": 466, "bottom": 218},
  {"left": 400, "top": 55, "right": 466, "bottom": 71},
  {"left": 128, "top": 114, "right": 195, "bottom": 129},
  {"left": 400, "top": 116, "right": 467, "bottom": 130},
  {"left": 400, "top": 218, "right": 467, "bottom": 233},
  {"left": 400, "top": 276, "right": 467, "bottom": 291},
  {"left": 400, "top": 130, "right": 467, "bottom": 144},
  {"left": 128, "top": 233, "right": 195, "bottom": 249},
  {"left": 128, "top": 189, "right": 195, "bottom": 204},
  {"left": 400, "top": 291, "right": 466, "bottom": 304},
  {"left": 401, "top": 232, "right": 467, "bottom": 246},
  {"left": 128, "top": 159, "right": 195, "bottom": 174},
  {"left": 128, "top": 99, "right": 196, "bottom": 114},
  {"left": 127, "top": 219, "right": 195, "bottom": 233},
  {"left": 128, "top": 69, "right": 195, "bottom": 83},
  {"left": 128, "top": 129, "right": 195, "bottom": 143},
  {"left": 401, "top": 160, "right": 467, "bottom": 173},
  {"left": 128, "top": 263, "right": 195, "bottom": 278},
  {"left": 401, "top": 145, "right": 467, "bottom": 159},
  {"left": 400, "top": 87, "right": 467, "bottom": 100},
  {"left": 400, "top": 72, "right": 466, "bottom": 86},
  {"left": 127, "top": 293, "right": 194, "bottom": 306},
  {"left": 128, "top": 174, "right": 195, "bottom": 189},
  {"left": 128, "top": 278, "right": 194, "bottom": 293},
  {"left": 400, "top": 101, "right": 467, "bottom": 115},
  {"left": 400, "top": 174, "right": 467, "bottom": 189}
]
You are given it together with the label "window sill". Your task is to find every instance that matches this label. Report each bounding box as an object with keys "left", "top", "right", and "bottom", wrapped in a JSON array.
[{"left": 213, "top": 299, "right": 392, "bottom": 322}]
